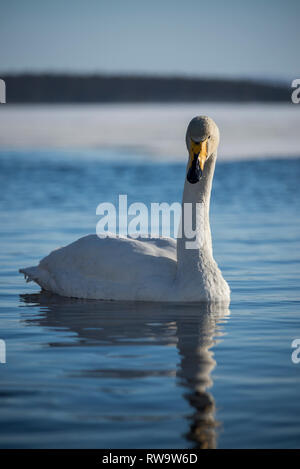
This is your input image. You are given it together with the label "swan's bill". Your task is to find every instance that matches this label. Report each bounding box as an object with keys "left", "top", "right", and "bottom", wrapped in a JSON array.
[{"left": 187, "top": 138, "right": 208, "bottom": 184}]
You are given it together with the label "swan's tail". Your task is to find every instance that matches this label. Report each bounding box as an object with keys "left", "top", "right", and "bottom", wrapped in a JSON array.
[
  {"left": 19, "top": 266, "right": 49, "bottom": 290},
  {"left": 19, "top": 266, "right": 40, "bottom": 282}
]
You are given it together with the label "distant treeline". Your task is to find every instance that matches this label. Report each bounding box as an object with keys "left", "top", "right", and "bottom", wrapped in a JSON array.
[{"left": 1, "top": 73, "right": 289, "bottom": 103}]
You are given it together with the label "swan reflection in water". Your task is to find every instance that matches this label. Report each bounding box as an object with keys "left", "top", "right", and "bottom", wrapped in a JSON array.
[{"left": 20, "top": 293, "right": 229, "bottom": 449}]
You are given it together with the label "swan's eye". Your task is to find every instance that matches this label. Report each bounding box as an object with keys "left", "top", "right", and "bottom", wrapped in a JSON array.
[{"left": 208, "top": 135, "right": 211, "bottom": 139}]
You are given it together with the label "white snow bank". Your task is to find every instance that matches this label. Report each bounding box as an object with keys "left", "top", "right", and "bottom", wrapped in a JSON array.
[{"left": 0, "top": 103, "right": 299, "bottom": 160}]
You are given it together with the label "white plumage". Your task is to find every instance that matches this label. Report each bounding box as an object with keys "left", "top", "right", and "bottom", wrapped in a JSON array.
[{"left": 20, "top": 116, "right": 230, "bottom": 303}]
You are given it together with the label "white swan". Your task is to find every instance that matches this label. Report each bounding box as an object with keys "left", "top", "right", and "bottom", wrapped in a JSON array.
[{"left": 20, "top": 116, "right": 230, "bottom": 302}]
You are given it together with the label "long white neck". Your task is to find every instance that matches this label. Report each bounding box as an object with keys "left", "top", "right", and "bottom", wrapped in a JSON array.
[{"left": 176, "top": 153, "right": 216, "bottom": 278}]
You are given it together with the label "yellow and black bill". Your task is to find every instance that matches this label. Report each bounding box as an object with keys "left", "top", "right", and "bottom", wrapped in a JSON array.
[{"left": 187, "top": 139, "right": 208, "bottom": 184}]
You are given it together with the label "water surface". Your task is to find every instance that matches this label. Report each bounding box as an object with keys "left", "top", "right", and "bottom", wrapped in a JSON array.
[{"left": 0, "top": 149, "right": 300, "bottom": 448}]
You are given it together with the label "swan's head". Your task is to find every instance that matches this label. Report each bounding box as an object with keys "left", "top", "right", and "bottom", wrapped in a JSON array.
[{"left": 186, "top": 116, "right": 220, "bottom": 184}]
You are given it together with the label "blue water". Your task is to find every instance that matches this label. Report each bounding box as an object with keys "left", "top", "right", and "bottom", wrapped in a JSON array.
[{"left": 0, "top": 149, "right": 300, "bottom": 448}]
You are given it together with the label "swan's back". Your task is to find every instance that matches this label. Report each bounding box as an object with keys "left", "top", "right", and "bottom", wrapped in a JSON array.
[{"left": 21, "top": 235, "right": 177, "bottom": 300}]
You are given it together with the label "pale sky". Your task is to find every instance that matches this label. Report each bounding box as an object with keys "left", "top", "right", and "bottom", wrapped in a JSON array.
[{"left": 0, "top": 0, "right": 299, "bottom": 80}]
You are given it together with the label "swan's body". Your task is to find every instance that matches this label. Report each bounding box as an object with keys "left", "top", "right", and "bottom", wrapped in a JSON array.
[{"left": 20, "top": 116, "right": 230, "bottom": 302}]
